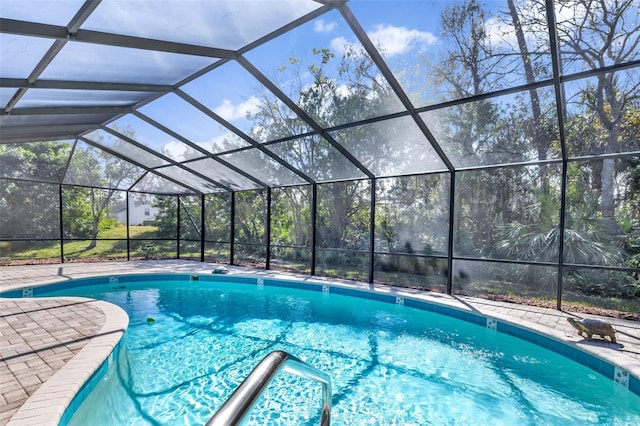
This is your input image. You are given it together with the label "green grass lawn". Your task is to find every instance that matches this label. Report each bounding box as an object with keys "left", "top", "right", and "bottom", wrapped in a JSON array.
[{"left": 5, "top": 225, "right": 161, "bottom": 260}]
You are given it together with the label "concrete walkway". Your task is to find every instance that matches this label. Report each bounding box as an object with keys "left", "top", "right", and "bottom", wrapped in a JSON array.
[{"left": 1, "top": 260, "right": 639, "bottom": 425}]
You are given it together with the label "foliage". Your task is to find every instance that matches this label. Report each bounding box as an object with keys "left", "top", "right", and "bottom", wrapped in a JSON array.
[
  {"left": 316, "top": 181, "right": 371, "bottom": 250},
  {"left": 179, "top": 195, "right": 202, "bottom": 241},
  {"left": 0, "top": 137, "right": 142, "bottom": 247},
  {"left": 495, "top": 222, "right": 625, "bottom": 266},
  {"left": 98, "top": 217, "right": 120, "bottom": 233},
  {"left": 152, "top": 196, "right": 178, "bottom": 238},
  {"left": 1, "top": 180, "right": 60, "bottom": 240},
  {"left": 565, "top": 270, "right": 640, "bottom": 299},
  {"left": 246, "top": 45, "right": 393, "bottom": 256},
  {"left": 0, "top": 141, "right": 71, "bottom": 182},
  {"left": 375, "top": 174, "right": 449, "bottom": 255},
  {"left": 204, "top": 193, "right": 231, "bottom": 242},
  {"left": 62, "top": 187, "right": 94, "bottom": 238},
  {"left": 234, "top": 190, "right": 267, "bottom": 245},
  {"left": 270, "top": 186, "right": 311, "bottom": 247},
  {"left": 434, "top": 0, "right": 639, "bottom": 307},
  {"left": 65, "top": 132, "right": 143, "bottom": 248},
  {"left": 0, "top": 142, "right": 70, "bottom": 240}
]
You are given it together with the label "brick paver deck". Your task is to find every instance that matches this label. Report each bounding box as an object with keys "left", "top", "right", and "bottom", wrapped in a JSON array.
[{"left": 0, "top": 298, "right": 105, "bottom": 424}]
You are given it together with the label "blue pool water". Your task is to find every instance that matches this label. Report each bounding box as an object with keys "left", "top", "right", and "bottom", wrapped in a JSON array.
[{"left": 38, "top": 277, "right": 640, "bottom": 425}]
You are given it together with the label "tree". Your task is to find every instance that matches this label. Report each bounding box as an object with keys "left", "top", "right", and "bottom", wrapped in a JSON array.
[
  {"left": 153, "top": 195, "right": 178, "bottom": 238},
  {"left": 234, "top": 190, "right": 267, "bottom": 246},
  {"left": 0, "top": 141, "right": 71, "bottom": 242},
  {"left": 246, "top": 47, "right": 396, "bottom": 262},
  {"left": 434, "top": 1, "right": 547, "bottom": 262},
  {"left": 434, "top": 0, "right": 557, "bottom": 166},
  {"left": 504, "top": 0, "right": 557, "bottom": 193},
  {"left": 204, "top": 193, "right": 231, "bottom": 243},
  {"left": 65, "top": 143, "right": 139, "bottom": 249},
  {"left": 62, "top": 129, "right": 144, "bottom": 248},
  {"left": 376, "top": 175, "right": 449, "bottom": 254},
  {"left": 556, "top": 0, "right": 640, "bottom": 234},
  {"left": 270, "top": 186, "right": 311, "bottom": 247},
  {"left": 177, "top": 195, "right": 202, "bottom": 241},
  {"left": 61, "top": 186, "right": 94, "bottom": 239},
  {"left": 316, "top": 181, "right": 370, "bottom": 250}
]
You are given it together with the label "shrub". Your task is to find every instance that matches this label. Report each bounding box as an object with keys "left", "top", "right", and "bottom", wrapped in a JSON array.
[{"left": 565, "top": 270, "right": 640, "bottom": 298}]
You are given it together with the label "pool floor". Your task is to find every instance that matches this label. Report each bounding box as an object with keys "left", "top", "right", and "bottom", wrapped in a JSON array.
[{"left": 1, "top": 260, "right": 639, "bottom": 425}]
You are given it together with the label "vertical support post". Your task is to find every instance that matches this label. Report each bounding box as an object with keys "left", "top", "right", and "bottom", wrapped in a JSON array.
[
  {"left": 447, "top": 171, "right": 456, "bottom": 294},
  {"left": 126, "top": 191, "right": 130, "bottom": 261},
  {"left": 200, "top": 193, "right": 206, "bottom": 262},
  {"left": 59, "top": 185, "right": 65, "bottom": 263},
  {"left": 176, "top": 195, "right": 181, "bottom": 259},
  {"left": 368, "top": 178, "right": 376, "bottom": 284},
  {"left": 557, "top": 163, "right": 568, "bottom": 310},
  {"left": 310, "top": 183, "right": 317, "bottom": 276},
  {"left": 58, "top": 140, "right": 76, "bottom": 265},
  {"left": 265, "top": 188, "right": 272, "bottom": 270},
  {"left": 230, "top": 192, "right": 236, "bottom": 265},
  {"left": 546, "top": 0, "right": 568, "bottom": 310}
]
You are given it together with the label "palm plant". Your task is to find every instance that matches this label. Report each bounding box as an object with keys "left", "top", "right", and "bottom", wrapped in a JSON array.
[{"left": 495, "top": 222, "right": 625, "bottom": 266}]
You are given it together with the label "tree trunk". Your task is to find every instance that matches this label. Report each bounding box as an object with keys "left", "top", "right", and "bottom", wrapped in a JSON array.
[
  {"left": 87, "top": 188, "right": 98, "bottom": 249},
  {"left": 601, "top": 122, "right": 622, "bottom": 235},
  {"left": 506, "top": 0, "right": 549, "bottom": 193},
  {"left": 596, "top": 74, "right": 623, "bottom": 235},
  {"left": 286, "top": 189, "right": 308, "bottom": 246},
  {"left": 328, "top": 190, "right": 347, "bottom": 248}
]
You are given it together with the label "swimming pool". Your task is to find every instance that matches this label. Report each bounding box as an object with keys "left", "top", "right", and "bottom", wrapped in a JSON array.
[{"left": 19, "top": 274, "right": 640, "bottom": 424}]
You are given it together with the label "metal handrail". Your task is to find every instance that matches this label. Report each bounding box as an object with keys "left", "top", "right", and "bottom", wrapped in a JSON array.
[{"left": 206, "top": 350, "right": 331, "bottom": 426}]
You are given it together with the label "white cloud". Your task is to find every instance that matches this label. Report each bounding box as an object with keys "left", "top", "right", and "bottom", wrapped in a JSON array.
[
  {"left": 206, "top": 134, "right": 231, "bottom": 152},
  {"left": 213, "top": 96, "right": 261, "bottom": 121},
  {"left": 163, "top": 140, "right": 189, "bottom": 161},
  {"left": 330, "top": 25, "right": 437, "bottom": 58},
  {"left": 213, "top": 99, "right": 236, "bottom": 120},
  {"left": 199, "top": 132, "right": 248, "bottom": 153},
  {"left": 330, "top": 36, "right": 354, "bottom": 56},
  {"left": 314, "top": 19, "right": 337, "bottom": 33},
  {"left": 367, "top": 24, "right": 438, "bottom": 57}
]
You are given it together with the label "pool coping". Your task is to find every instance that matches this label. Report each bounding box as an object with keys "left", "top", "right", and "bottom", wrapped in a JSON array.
[{"left": 1, "top": 260, "right": 639, "bottom": 423}]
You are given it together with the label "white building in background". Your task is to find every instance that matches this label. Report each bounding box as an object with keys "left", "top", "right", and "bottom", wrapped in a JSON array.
[{"left": 110, "top": 198, "right": 159, "bottom": 226}]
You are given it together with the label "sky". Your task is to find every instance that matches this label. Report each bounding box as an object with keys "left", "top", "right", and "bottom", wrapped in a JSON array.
[{"left": 2, "top": 0, "right": 638, "bottom": 190}]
